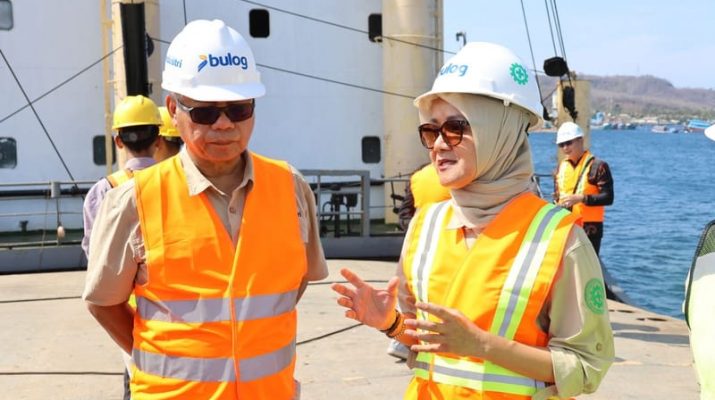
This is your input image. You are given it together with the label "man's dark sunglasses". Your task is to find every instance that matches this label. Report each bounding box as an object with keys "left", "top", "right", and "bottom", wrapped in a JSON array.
[
  {"left": 558, "top": 139, "right": 575, "bottom": 148},
  {"left": 418, "top": 120, "right": 470, "bottom": 149},
  {"left": 175, "top": 97, "right": 255, "bottom": 125}
]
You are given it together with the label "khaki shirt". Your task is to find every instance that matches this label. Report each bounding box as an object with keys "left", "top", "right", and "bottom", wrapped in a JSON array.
[
  {"left": 397, "top": 214, "right": 614, "bottom": 399},
  {"left": 83, "top": 150, "right": 328, "bottom": 305}
]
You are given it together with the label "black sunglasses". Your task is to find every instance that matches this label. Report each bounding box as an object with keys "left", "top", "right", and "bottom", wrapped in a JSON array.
[
  {"left": 558, "top": 139, "right": 576, "bottom": 148},
  {"left": 175, "top": 97, "right": 255, "bottom": 125},
  {"left": 418, "top": 120, "right": 470, "bottom": 149}
]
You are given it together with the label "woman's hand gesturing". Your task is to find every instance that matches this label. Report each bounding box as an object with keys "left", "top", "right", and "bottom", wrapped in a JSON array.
[{"left": 331, "top": 268, "right": 399, "bottom": 330}]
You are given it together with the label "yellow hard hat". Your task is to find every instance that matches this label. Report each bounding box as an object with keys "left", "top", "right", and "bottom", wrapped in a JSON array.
[
  {"left": 112, "top": 95, "right": 162, "bottom": 130},
  {"left": 158, "top": 106, "right": 180, "bottom": 137}
]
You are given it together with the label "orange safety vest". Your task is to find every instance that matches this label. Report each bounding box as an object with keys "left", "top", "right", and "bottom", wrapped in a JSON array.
[
  {"left": 402, "top": 193, "right": 576, "bottom": 399},
  {"left": 411, "top": 164, "right": 451, "bottom": 210},
  {"left": 106, "top": 169, "right": 134, "bottom": 188},
  {"left": 556, "top": 151, "right": 604, "bottom": 223},
  {"left": 131, "top": 153, "right": 307, "bottom": 399}
]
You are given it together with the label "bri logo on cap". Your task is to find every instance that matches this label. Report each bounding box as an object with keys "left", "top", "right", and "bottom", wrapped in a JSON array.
[
  {"left": 439, "top": 63, "right": 469, "bottom": 77},
  {"left": 197, "top": 53, "right": 249, "bottom": 72}
]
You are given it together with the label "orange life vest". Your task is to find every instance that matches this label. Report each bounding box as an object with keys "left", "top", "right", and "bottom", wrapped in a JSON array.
[
  {"left": 402, "top": 193, "right": 576, "bottom": 399},
  {"left": 411, "top": 164, "right": 451, "bottom": 210},
  {"left": 106, "top": 169, "right": 134, "bottom": 188},
  {"left": 556, "top": 150, "right": 604, "bottom": 223},
  {"left": 131, "top": 152, "right": 307, "bottom": 399}
]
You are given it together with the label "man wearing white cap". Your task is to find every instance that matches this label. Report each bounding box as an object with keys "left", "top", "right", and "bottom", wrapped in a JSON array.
[
  {"left": 83, "top": 19, "right": 327, "bottom": 399},
  {"left": 554, "top": 122, "right": 614, "bottom": 255}
]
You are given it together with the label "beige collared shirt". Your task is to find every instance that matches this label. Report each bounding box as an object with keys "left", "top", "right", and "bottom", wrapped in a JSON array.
[
  {"left": 397, "top": 209, "right": 614, "bottom": 399},
  {"left": 83, "top": 149, "right": 328, "bottom": 305}
]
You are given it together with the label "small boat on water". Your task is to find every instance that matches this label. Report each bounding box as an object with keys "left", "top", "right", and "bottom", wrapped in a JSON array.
[
  {"left": 686, "top": 119, "right": 711, "bottom": 133},
  {"left": 651, "top": 124, "right": 677, "bottom": 134}
]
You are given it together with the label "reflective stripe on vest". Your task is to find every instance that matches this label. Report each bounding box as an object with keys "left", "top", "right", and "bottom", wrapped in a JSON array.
[
  {"left": 409, "top": 201, "right": 449, "bottom": 321},
  {"left": 413, "top": 352, "right": 546, "bottom": 395},
  {"left": 133, "top": 340, "right": 295, "bottom": 383},
  {"left": 411, "top": 201, "right": 568, "bottom": 395},
  {"left": 106, "top": 169, "right": 134, "bottom": 188},
  {"left": 135, "top": 290, "right": 298, "bottom": 323},
  {"left": 491, "top": 205, "right": 568, "bottom": 340}
]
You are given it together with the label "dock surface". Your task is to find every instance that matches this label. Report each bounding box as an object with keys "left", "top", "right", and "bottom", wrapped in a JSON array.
[{"left": 0, "top": 260, "right": 701, "bottom": 399}]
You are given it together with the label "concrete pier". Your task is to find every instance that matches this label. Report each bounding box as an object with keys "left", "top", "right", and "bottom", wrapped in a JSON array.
[{"left": 0, "top": 260, "right": 701, "bottom": 399}]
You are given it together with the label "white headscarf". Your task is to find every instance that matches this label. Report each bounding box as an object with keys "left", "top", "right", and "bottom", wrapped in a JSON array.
[{"left": 418, "top": 93, "right": 535, "bottom": 230}]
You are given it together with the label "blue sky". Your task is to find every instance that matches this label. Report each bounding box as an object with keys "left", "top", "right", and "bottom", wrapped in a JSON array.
[{"left": 444, "top": 0, "right": 715, "bottom": 89}]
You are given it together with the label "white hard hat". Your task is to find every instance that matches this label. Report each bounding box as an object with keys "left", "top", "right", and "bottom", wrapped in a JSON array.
[
  {"left": 414, "top": 42, "right": 542, "bottom": 127},
  {"left": 705, "top": 124, "right": 715, "bottom": 141},
  {"left": 556, "top": 121, "right": 584, "bottom": 144},
  {"left": 161, "top": 19, "right": 265, "bottom": 102}
]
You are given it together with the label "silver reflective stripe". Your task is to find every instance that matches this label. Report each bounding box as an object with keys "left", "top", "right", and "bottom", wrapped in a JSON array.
[
  {"left": 234, "top": 290, "right": 298, "bottom": 321},
  {"left": 431, "top": 363, "right": 545, "bottom": 388},
  {"left": 239, "top": 340, "right": 296, "bottom": 382},
  {"left": 136, "top": 290, "right": 297, "bottom": 323},
  {"left": 136, "top": 297, "right": 230, "bottom": 323},
  {"left": 496, "top": 206, "right": 562, "bottom": 337},
  {"left": 133, "top": 341, "right": 295, "bottom": 383},
  {"left": 412, "top": 201, "right": 449, "bottom": 314},
  {"left": 133, "top": 348, "right": 236, "bottom": 382}
]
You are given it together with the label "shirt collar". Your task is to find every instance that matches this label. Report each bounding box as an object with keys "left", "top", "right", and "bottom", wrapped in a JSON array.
[
  {"left": 179, "top": 148, "right": 254, "bottom": 197},
  {"left": 124, "top": 157, "right": 155, "bottom": 171}
]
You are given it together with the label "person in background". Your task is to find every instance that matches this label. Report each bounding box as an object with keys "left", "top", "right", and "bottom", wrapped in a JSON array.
[
  {"left": 153, "top": 106, "right": 183, "bottom": 162},
  {"left": 80, "top": 94, "right": 161, "bottom": 400},
  {"left": 553, "top": 121, "right": 614, "bottom": 255},
  {"left": 83, "top": 19, "right": 327, "bottom": 399},
  {"left": 389, "top": 163, "right": 451, "bottom": 360},
  {"left": 332, "top": 42, "right": 613, "bottom": 399},
  {"left": 397, "top": 163, "right": 451, "bottom": 231},
  {"left": 81, "top": 95, "right": 160, "bottom": 257}
]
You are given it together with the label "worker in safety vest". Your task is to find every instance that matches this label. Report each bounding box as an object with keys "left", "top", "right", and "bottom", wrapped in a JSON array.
[
  {"left": 81, "top": 95, "right": 161, "bottom": 258},
  {"left": 397, "top": 163, "right": 451, "bottom": 231},
  {"left": 153, "top": 106, "right": 183, "bottom": 162},
  {"left": 553, "top": 121, "right": 614, "bottom": 255},
  {"left": 83, "top": 19, "right": 328, "bottom": 399},
  {"left": 332, "top": 42, "right": 614, "bottom": 399}
]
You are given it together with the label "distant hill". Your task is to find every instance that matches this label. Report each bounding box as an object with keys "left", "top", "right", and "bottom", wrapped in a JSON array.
[{"left": 539, "top": 74, "right": 715, "bottom": 121}]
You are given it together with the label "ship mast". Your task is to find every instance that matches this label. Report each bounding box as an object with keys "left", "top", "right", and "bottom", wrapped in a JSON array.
[
  {"left": 382, "top": 0, "right": 443, "bottom": 223},
  {"left": 107, "top": 0, "right": 159, "bottom": 169}
]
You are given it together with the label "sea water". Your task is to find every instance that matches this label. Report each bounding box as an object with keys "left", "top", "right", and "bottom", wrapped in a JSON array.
[{"left": 529, "top": 128, "right": 715, "bottom": 318}]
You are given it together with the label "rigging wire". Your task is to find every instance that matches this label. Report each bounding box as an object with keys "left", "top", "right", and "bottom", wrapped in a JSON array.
[
  {"left": 551, "top": 0, "right": 568, "bottom": 62},
  {"left": 151, "top": 36, "right": 415, "bottom": 99},
  {"left": 182, "top": 0, "right": 188, "bottom": 25},
  {"left": 238, "top": 0, "right": 455, "bottom": 56},
  {"left": 0, "top": 49, "right": 76, "bottom": 181},
  {"left": 518, "top": 0, "right": 544, "bottom": 107},
  {"left": 543, "top": 0, "right": 559, "bottom": 56},
  {"left": 0, "top": 47, "right": 123, "bottom": 125}
]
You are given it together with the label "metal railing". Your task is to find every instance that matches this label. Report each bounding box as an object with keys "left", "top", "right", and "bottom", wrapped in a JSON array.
[
  {"left": 0, "top": 181, "right": 93, "bottom": 248},
  {"left": 302, "top": 169, "right": 371, "bottom": 238}
]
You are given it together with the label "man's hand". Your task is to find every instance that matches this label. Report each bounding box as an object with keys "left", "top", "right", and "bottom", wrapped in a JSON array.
[{"left": 558, "top": 194, "right": 584, "bottom": 209}]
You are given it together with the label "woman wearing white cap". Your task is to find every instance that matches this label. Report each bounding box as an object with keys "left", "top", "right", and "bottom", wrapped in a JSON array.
[{"left": 333, "top": 43, "right": 614, "bottom": 399}]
